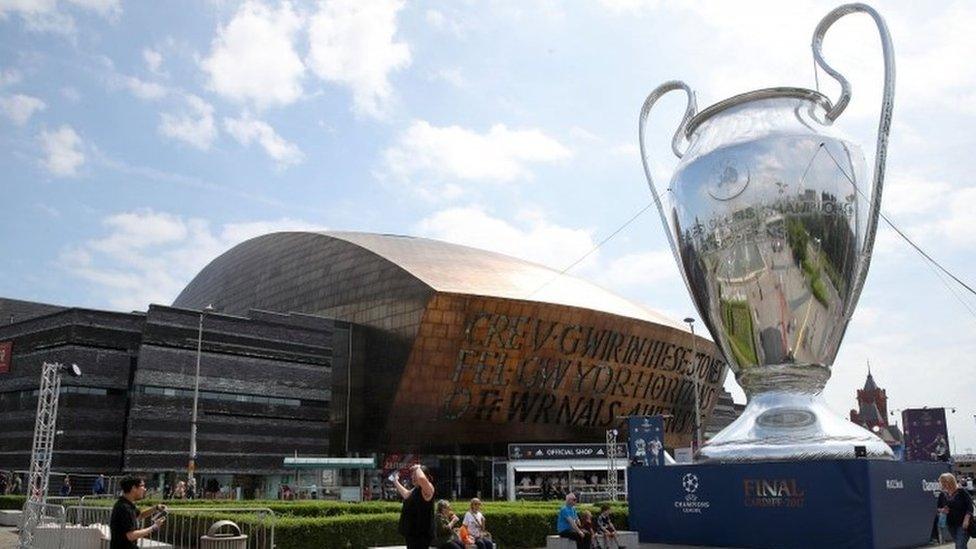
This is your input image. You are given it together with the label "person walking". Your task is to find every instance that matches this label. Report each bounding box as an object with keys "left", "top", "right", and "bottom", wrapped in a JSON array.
[
  {"left": 109, "top": 476, "right": 166, "bottom": 549},
  {"left": 463, "top": 498, "right": 494, "bottom": 549},
  {"left": 59, "top": 476, "right": 71, "bottom": 497},
  {"left": 557, "top": 493, "right": 591, "bottom": 549},
  {"left": 394, "top": 464, "right": 435, "bottom": 549},
  {"left": 939, "top": 472, "right": 973, "bottom": 549}
]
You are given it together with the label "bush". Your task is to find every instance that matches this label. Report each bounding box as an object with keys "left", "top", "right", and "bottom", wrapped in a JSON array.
[
  {"left": 0, "top": 495, "right": 25, "bottom": 510},
  {"left": 275, "top": 513, "right": 402, "bottom": 549},
  {"left": 266, "top": 502, "right": 628, "bottom": 549},
  {"left": 3, "top": 496, "right": 629, "bottom": 547}
]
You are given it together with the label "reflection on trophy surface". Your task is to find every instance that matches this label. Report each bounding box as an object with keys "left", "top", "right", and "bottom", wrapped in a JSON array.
[{"left": 639, "top": 4, "right": 896, "bottom": 461}]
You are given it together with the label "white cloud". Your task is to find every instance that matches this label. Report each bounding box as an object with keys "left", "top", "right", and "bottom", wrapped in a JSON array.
[
  {"left": 882, "top": 173, "right": 950, "bottom": 217},
  {"left": 897, "top": 3, "right": 976, "bottom": 116},
  {"left": 143, "top": 48, "right": 163, "bottom": 73},
  {"left": 425, "top": 8, "right": 444, "bottom": 27},
  {"left": 60, "top": 209, "right": 326, "bottom": 310},
  {"left": 201, "top": 1, "right": 305, "bottom": 109},
  {"left": 223, "top": 113, "right": 304, "bottom": 166},
  {"left": 0, "top": 0, "right": 120, "bottom": 35},
  {"left": 158, "top": 94, "right": 217, "bottom": 150},
  {"left": 382, "top": 121, "right": 571, "bottom": 195},
  {"left": 596, "top": 0, "right": 662, "bottom": 14},
  {"left": 0, "top": 93, "right": 46, "bottom": 125},
  {"left": 39, "top": 124, "right": 84, "bottom": 176},
  {"left": 435, "top": 68, "right": 465, "bottom": 88},
  {"left": 0, "top": 0, "right": 75, "bottom": 34},
  {"left": 415, "top": 206, "right": 597, "bottom": 271},
  {"left": 120, "top": 75, "right": 168, "bottom": 100},
  {"left": 601, "top": 249, "right": 678, "bottom": 289},
  {"left": 61, "top": 86, "right": 81, "bottom": 102},
  {"left": 306, "top": 0, "right": 410, "bottom": 118},
  {"left": 63, "top": 0, "right": 119, "bottom": 17},
  {"left": 424, "top": 7, "right": 464, "bottom": 36},
  {"left": 917, "top": 186, "right": 976, "bottom": 248}
]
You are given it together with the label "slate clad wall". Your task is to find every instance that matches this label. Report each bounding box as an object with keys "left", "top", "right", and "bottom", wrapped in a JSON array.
[
  {"left": 124, "top": 305, "right": 337, "bottom": 474},
  {"left": 173, "top": 233, "right": 433, "bottom": 452},
  {"left": 0, "top": 309, "right": 141, "bottom": 472},
  {"left": 0, "top": 303, "right": 342, "bottom": 475}
]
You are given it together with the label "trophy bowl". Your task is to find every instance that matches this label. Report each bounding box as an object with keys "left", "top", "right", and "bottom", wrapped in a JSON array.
[{"left": 639, "top": 4, "right": 896, "bottom": 461}]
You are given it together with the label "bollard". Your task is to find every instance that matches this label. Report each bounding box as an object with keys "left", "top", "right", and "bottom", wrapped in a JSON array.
[{"left": 199, "top": 520, "right": 248, "bottom": 549}]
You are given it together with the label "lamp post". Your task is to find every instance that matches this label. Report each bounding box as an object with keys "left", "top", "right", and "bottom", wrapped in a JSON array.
[
  {"left": 683, "top": 317, "right": 702, "bottom": 453},
  {"left": 188, "top": 304, "right": 214, "bottom": 489}
]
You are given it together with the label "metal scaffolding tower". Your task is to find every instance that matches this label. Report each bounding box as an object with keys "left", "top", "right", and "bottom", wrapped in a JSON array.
[
  {"left": 19, "top": 361, "right": 78, "bottom": 549},
  {"left": 606, "top": 428, "right": 619, "bottom": 501}
]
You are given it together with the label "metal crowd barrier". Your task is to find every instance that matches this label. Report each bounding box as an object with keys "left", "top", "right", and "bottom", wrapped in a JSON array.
[
  {"left": 63, "top": 505, "right": 275, "bottom": 549},
  {"left": 19, "top": 500, "right": 67, "bottom": 549},
  {"left": 6, "top": 471, "right": 120, "bottom": 498}
]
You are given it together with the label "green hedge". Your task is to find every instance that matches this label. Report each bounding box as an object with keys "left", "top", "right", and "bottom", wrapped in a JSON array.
[
  {"left": 0, "top": 495, "right": 628, "bottom": 548},
  {"left": 265, "top": 502, "right": 626, "bottom": 549},
  {"left": 275, "top": 513, "right": 402, "bottom": 549},
  {"left": 0, "top": 495, "right": 25, "bottom": 510}
]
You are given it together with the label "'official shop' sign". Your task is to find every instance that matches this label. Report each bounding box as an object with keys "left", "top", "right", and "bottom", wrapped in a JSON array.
[{"left": 508, "top": 443, "right": 627, "bottom": 460}]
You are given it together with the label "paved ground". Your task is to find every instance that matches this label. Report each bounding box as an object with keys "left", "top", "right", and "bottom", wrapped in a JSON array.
[{"left": 0, "top": 526, "right": 17, "bottom": 548}]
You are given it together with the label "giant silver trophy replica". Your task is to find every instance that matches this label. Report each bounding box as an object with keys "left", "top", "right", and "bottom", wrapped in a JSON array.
[{"left": 639, "top": 4, "right": 894, "bottom": 461}]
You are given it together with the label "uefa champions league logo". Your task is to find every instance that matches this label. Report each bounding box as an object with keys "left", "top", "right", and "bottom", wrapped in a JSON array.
[{"left": 674, "top": 473, "right": 709, "bottom": 514}]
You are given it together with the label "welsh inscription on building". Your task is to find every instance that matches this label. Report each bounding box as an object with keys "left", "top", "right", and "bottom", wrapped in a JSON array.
[{"left": 441, "top": 311, "right": 725, "bottom": 436}]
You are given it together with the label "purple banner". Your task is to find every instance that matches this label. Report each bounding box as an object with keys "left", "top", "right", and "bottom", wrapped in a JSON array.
[{"left": 902, "top": 408, "right": 950, "bottom": 462}]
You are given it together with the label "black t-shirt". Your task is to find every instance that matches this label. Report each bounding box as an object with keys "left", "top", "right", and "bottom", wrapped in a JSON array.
[
  {"left": 946, "top": 489, "right": 974, "bottom": 529},
  {"left": 398, "top": 486, "right": 434, "bottom": 539},
  {"left": 109, "top": 497, "right": 139, "bottom": 549}
]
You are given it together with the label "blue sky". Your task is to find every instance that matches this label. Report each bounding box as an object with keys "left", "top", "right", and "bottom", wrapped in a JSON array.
[{"left": 2, "top": 0, "right": 975, "bottom": 451}]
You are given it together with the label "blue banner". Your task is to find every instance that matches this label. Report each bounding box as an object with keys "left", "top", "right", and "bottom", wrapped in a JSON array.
[
  {"left": 903, "top": 408, "right": 951, "bottom": 462},
  {"left": 628, "top": 415, "right": 665, "bottom": 467},
  {"left": 628, "top": 459, "right": 947, "bottom": 549}
]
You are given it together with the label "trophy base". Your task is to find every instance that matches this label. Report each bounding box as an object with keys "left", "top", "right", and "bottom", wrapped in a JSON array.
[{"left": 697, "top": 391, "right": 894, "bottom": 462}]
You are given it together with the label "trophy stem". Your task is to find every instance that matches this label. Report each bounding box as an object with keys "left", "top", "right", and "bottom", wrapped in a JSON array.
[
  {"left": 738, "top": 363, "right": 831, "bottom": 397},
  {"left": 697, "top": 390, "right": 894, "bottom": 462}
]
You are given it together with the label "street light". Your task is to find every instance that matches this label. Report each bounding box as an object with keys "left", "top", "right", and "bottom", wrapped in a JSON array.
[
  {"left": 683, "top": 317, "right": 702, "bottom": 453},
  {"left": 188, "top": 304, "right": 214, "bottom": 490}
]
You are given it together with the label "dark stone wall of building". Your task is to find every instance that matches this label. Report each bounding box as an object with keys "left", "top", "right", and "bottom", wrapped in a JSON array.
[
  {"left": 0, "top": 309, "right": 141, "bottom": 472},
  {"left": 0, "top": 303, "right": 343, "bottom": 475},
  {"left": 173, "top": 233, "right": 434, "bottom": 453},
  {"left": 0, "top": 297, "right": 67, "bottom": 325},
  {"left": 123, "top": 305, "right": 338, "bottom": 474}
]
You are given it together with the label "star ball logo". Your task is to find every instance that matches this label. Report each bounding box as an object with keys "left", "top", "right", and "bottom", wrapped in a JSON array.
[{"left": 674, "top": 473, "right": 710, "bottom": 514}]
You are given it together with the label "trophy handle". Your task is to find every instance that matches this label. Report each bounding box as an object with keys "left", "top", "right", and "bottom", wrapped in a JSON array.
[
  {"left": 638, "top": 81, "right": 697, "bottom": 262},
  {"left": 811, "top": 3, "right": 895, "bottom": 316}
]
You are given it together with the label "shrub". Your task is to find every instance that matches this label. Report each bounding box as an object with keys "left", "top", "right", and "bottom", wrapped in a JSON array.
[
  {"left": 5, "top": 496, "right": 629, "bottom": 547},
  {"left": 0, "top": 495, "right": 25, "bottom": 510},
  {"left": 274, "top": 513, "right": 402, "bottom": 549}
]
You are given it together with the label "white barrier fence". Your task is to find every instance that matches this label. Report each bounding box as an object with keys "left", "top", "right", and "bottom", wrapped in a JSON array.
[
  {"left": 19, "top": 503, "right": 275, "bottom": 549},
  {"left": 18, "top": 500, "right": 66, "bottom": 549}
]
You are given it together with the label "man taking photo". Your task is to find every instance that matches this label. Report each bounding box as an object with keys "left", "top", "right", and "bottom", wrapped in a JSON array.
[{"left": 110, "top": 476, "right": 166, "bottom": 549}]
